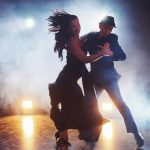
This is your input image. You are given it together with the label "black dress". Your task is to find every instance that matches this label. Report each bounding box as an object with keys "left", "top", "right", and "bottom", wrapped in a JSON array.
[{"left": 49, "top": 51, "right": 106, "bottom": 134}]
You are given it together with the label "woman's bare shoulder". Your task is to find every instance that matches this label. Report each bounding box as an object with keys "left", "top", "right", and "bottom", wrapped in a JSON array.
[
  {"left": 68, "top": 37, "right": 79, "bottom": 45},
  {"left": 67, "top": 37, "right": 81, "bottom": 53}
]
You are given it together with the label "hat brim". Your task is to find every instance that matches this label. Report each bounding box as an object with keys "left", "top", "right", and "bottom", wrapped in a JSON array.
[{"left": 100, "top": 21, "right": 116, "bottom": 28}]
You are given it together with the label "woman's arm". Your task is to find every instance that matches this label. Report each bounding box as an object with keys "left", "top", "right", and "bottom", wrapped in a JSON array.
[{"left": 67, "top": 38, "right": 103, "bottom": 63}]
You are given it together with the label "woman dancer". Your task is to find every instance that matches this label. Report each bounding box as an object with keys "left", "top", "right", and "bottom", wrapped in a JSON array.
[{"left": 48, "top": 11, "right": 111, "bottom": 150}]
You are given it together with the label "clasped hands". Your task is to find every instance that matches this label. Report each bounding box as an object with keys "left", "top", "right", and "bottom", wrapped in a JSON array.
[{"left": 97, "top": 42, "right": 113, "bottom": 56}]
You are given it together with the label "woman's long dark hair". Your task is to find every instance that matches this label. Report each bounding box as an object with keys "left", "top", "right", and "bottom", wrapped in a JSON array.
[{"left": 47, "top": 10, "right": 78, "bottom": 60}]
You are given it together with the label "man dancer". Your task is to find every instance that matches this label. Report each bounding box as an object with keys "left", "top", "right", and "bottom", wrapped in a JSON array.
[{"left": 82, "top": 16, "right": 144, "bottom": 148}]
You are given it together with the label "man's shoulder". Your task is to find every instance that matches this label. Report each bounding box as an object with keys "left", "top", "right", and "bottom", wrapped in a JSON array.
[
  {"left": 109, "top": 33, "right": 118, "bottom": 40},
  {"left": 80, "top": 31, "right": 98, "bottom": 43},
  {"left": 85, "top": 31, "right": 99, "bottom": 40},
  {"left": 87, "top": 31, "right": 99, "bottom": 35},
  {"left": 82, "top": 31, "right": 98, "bottom": 37}
]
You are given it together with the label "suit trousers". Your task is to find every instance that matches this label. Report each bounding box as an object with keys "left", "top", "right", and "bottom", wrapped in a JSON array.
[{"left": 94, "top": 81, "right": 138, "bottom": 133}]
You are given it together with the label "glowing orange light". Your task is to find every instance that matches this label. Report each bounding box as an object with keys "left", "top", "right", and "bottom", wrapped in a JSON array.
[
  {"left": 102, "top": 122, "right": 113, "bottom": 139},
  {"left": 22, "top": 100, "right": 32, "bottom": 109},
  {"left": 22, "top": 116, "right": 33, "bottom": 137}
]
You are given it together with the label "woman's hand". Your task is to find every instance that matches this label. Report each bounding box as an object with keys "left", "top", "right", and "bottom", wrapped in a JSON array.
[{"left": 97, "top": 42, "right": 113, "bottom": 56}]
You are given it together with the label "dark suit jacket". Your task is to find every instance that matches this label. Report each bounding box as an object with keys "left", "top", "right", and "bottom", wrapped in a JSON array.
[{"left": 83, "top": 32, "right": 126, "bottom": 85}]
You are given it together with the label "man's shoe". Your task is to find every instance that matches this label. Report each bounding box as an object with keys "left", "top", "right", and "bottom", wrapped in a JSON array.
[{"left": 134, "top": 132, "right": 144, "bottom": 147}]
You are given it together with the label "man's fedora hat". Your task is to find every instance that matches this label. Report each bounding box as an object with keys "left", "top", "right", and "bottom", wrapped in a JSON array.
[{"left": 100, "top": 16, "right": 116, "bottom": 28}]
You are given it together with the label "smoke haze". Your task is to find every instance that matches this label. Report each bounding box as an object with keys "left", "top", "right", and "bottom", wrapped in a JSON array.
[{"left": 0, "top": 0, "right": 149, "bottom": 126}]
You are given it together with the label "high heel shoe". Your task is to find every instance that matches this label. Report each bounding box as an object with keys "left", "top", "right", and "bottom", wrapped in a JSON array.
[{"left": 55, "top": 131, "right": 71, "bottom": 149}]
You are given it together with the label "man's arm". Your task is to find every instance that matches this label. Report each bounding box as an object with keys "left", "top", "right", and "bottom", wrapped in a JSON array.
[{"left": 110, "top": 34, "right": 126, "bottom": 61}]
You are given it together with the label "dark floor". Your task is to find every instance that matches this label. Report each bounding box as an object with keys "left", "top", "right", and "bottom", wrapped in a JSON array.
[{"left": 0, "top": 115, "right": 149, "bottom": 150}]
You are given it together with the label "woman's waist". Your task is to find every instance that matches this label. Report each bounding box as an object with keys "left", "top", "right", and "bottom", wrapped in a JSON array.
[{"left": 56, "top": 69, "right": 82, "bottom": 84}]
